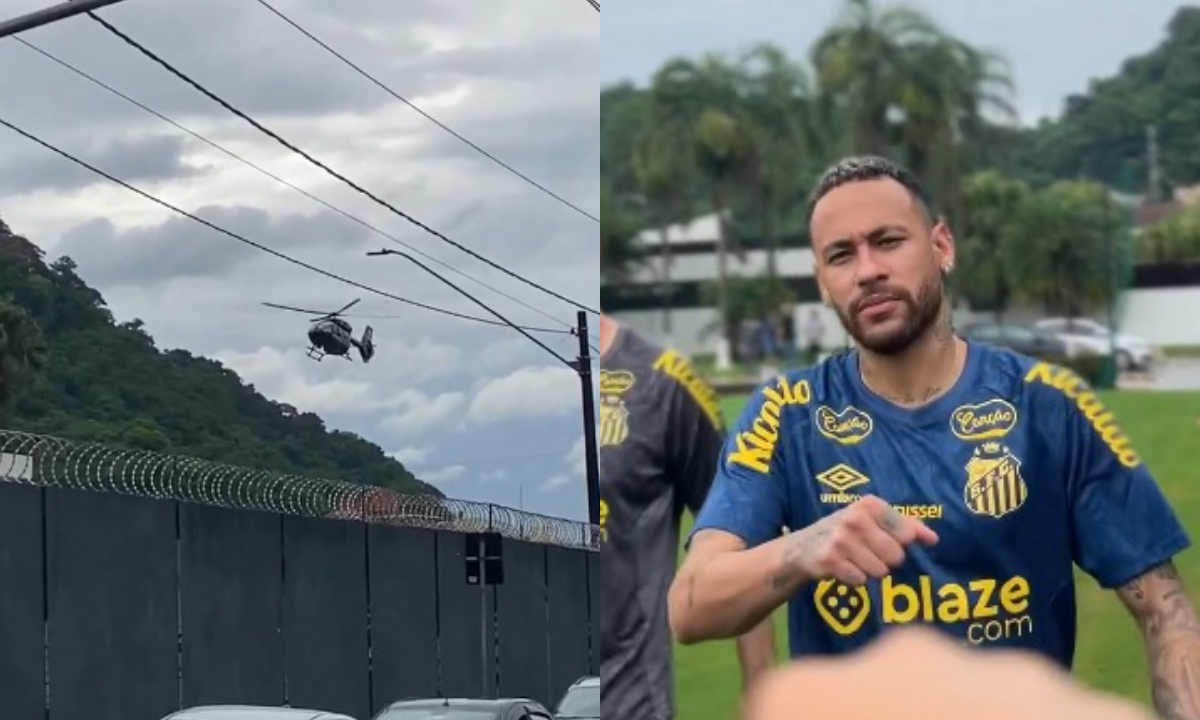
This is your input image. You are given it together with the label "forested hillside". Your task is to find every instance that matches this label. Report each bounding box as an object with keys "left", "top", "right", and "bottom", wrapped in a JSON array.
[
  {"left": 1014, "top": 6, "right": 1200, "bottom": 193},
  {"left": 0, "top": 217, "right": 439, "bottom": 496}
]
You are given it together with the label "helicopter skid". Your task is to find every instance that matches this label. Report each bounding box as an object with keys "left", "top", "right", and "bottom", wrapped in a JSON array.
[{"left": 306, "top": 346, "right": 326, "bottom": 361}]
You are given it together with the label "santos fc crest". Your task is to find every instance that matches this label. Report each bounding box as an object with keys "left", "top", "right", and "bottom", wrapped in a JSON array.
[
  {"left": 599, "top": 371, "right": 635, "bottom": 447},
  {"left": 963, "top": 442, "right": 1028, "bottom": 519}
]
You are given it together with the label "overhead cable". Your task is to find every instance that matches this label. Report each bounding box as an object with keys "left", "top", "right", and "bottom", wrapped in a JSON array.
[
  {"left": 14, "top": 36, "right": 575, "bottom": 334},
  {"left": 0, "top": 115, "right": 572, "bottom": 336},
  {"left": 251, "top": 0, "right": 598, "bottom": 224},
  {"left": 84, "top": 11, "right": 599, "bottom": 315}
]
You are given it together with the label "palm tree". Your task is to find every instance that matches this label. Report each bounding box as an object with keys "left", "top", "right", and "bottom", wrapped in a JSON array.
[
  {"left": 631, "top": 129, "right": 695, "bottom": 337},
  {"left": 645, "top": 53, "right": 756, "bottom": 348},
  {"left": 0, "top": 298, "right": 47, "bottom": 413},
  {"left": 895, "top": 37, "right": 1018, "bottom": 220},
  {"left": 810, "top": 0, "right": 946, "bottom": 156},
  {"left": 811, "top": 0, "right": 1017, "bottom": 218},
  {"left": 738, "top": 42, "right": 823, "bottom": 280}
]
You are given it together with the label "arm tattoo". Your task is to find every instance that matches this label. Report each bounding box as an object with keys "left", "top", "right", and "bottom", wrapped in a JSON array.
[
  {"left": 773, "top": 528, "right": 828, "bottom": 590},
  {"left": 1119, "top": 562, "right": 1200, "bottom": 719}
]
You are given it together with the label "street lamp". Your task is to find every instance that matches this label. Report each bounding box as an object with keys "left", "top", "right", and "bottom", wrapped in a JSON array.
[{"left": 0, "top": 0, "right": 138, "bottom": 40}]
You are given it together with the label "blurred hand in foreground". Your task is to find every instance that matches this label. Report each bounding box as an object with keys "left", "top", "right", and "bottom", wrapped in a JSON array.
[{"left": 744, "top": 627, "right": 1154, "bottom": 720}]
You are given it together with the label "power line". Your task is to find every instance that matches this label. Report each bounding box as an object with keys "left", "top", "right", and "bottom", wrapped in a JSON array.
[
  {"left": 83, "top": 11, "right": 599, "bottom": 315},
  {"left": 0, "top": 114, "right": 573, "bottom": 336},
  {"left": 586, "top": 0, "right": 600, "bottom": 11},
  {"left": 370, "top": 248, "right": 569, "bottom": 367},
  {"left": 13, "top": 36, "right": 575, "bottom": 335},
  {"left": 251, "top": 0, "right": 598, "bottom": 225}
]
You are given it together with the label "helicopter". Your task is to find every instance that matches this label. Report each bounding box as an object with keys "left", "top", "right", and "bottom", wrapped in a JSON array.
[{"left": 262, "top": 298, "right": 376, "bottom": 363}]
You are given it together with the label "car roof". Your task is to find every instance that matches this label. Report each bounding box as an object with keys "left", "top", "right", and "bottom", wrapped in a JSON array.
[
  {"left": 569, "top": 676, "right": 599, "bottom": 687},
  {"left": 163, "top": 707, "right": 352, "bottom": 720},
  {"left": 382, "top": 698, "right": 538, "bottom": 709}
]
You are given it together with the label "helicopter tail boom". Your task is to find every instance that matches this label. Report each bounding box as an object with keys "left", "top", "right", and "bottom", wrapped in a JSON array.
[{"left": 354, "top": 326, "right": 375, "bottom": 363}]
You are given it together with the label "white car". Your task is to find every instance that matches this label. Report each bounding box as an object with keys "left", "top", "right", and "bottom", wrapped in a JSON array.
[
  {"left": 161, "top": 706, "right": 358, "bottom": 720},
  {"left": 1033, "top": 317, "right": 1154, "bottom": 371}
]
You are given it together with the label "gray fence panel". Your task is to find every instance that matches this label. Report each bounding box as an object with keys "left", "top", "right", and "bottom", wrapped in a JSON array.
[
  {"left": 586, "top": 549, "right": 600, "bottom": 674},
  {"left": 282, "top": 515, "right": 369, "bottom": 720},
  {"left": 367, "top": 524, "right": 439, "bottom": 712},
  {"left": 180, "top": 503, "right": 285, "bottom": 707},
  {"left": 45, "top": 488, "right": 179, "bottom": 720},
  {"left": 435, "top": 530, "right": 494, "bottom": 698},
  {"left": 545, "top": 546, "right": 592, "bottom": 706},
  {"left": 495, "top": 540, "right": 550, "bottom": 704},
  {"left": 0, "top": 483, "right": 45, "bottom": 720}
]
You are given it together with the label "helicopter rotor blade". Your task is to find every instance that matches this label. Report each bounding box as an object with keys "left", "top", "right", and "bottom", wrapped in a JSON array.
[
  {"left": 329, "top": 298, "right": 362, "bottom": 317},
  {"left": 263, "top": 301, "right": 329, "bottom": 316}
]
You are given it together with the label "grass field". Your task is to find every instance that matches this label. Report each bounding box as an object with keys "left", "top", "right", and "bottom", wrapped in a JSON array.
[{"left": 672, "top": 390, "right": 1200, "bottom": 720}]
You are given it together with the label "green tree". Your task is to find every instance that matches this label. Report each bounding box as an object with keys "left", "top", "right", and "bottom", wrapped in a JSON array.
[
  {"left": 955, "top": 171, "right": 1031, "bottom": 320},
  {"left": 0, "top": 298, "right": 47, "bottom": 413},
  {"left": 1138, "top": 205, "right": 1200, "bottom": 263},
  {"left": 600, "top": 184, "right": 643, "bottom": 284},
  {"left": 1005, "top": 181, "right": 1131, "bottom": 317}
]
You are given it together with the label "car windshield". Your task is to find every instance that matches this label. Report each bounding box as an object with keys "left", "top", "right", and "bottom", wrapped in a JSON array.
[
  {"left": 374, "top": 710, "right": 498, "bottom": 720},
  {"left": 556, "top": 685, "right": 600, "bottom": 717}
]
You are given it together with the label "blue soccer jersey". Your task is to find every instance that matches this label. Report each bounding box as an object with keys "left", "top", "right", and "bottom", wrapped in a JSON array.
[{"left": 690, "top": 341, "right": 1190, "bottom": 668}]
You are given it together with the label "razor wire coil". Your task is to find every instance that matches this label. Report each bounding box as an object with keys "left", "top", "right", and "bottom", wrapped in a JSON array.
[{"left": 0, "top": 429, "right": 599, "bottom": 551}]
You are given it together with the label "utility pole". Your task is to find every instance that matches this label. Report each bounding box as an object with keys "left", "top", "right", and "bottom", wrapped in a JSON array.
[
  {"left": 1146, "top": 124, "right": 1163, "bottom": 204},
  {"left": 0, "top": 0, "right": 137, "bottom": 40},
  {"left": 575, "top": 311, "right": 601, "bottom": 527}
]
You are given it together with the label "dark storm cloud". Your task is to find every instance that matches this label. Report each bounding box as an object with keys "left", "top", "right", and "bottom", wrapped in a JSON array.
[
  {"left": 56, "top": 204, "right": 376, "bottom": 288},
  {"left": 0, "top": 133, "right": 205, "bottom": 195}
]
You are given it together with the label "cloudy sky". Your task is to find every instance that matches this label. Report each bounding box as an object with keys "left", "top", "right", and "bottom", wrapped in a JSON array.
[
  {"left": 604, "top": 0, "right": 1187, "bottom": 126},
  {"left": 0, "top": 0, "right": 599, "bottom": 519}
]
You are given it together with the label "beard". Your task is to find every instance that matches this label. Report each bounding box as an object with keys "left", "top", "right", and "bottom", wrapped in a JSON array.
[{"left": 832, "top": 272, "right": 945, "bottom": 356}]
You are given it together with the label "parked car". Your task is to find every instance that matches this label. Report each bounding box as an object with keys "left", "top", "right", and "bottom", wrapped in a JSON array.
[
  {"left": 1032, "top": 317, "right": 1154, "bottom": 371},
  {"left": 554, "top": 676, "right": 599, "bottom": 719},
  {"left": 372, "top": 698, "right": 552, "bottom": 720},
  {"left": 161, "top": 706, "right": 357, "bottom": 720},
  {"left": 958, "top": 322, "right": 1072, "bottom": 362}
]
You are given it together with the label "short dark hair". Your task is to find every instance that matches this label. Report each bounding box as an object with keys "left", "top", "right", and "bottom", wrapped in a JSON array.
[{"left": 805, "top": 155, "right": 935, "bottom": 226}]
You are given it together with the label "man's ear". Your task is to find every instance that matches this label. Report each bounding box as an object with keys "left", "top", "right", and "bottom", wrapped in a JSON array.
[{"left": 931, "top": 220, "right": 955, "bottom": 272}]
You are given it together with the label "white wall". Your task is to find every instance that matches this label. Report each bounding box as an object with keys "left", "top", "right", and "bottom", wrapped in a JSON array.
[{"left": 1119, "top": 287, "right": 1200, "bottom": 346}]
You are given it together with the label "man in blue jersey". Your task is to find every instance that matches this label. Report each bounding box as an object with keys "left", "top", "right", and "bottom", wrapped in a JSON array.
[{"left": 668, "top": 155, "right": 1200, "bottom": 720}]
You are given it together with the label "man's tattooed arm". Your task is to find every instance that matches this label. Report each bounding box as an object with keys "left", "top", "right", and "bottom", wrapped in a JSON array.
[{"left": 1117, "top": 561, "right": 1200, "bottom": 719}]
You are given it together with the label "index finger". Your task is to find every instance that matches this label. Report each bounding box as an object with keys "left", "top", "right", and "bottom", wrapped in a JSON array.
[{"left": 876, "top": 503, "right": 939, "bottom": 547}]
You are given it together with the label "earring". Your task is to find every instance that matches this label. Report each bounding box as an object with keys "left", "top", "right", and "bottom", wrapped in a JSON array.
[{"left": 942, "top": 263, "right": 954, "bottom": 274}]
